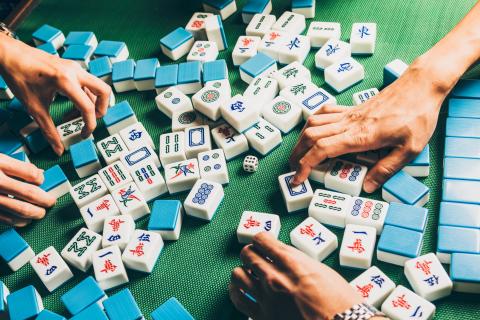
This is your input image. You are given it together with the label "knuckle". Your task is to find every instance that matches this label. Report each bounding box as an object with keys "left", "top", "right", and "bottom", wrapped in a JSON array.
[
  {"left": 376, "top": 164, "right": 397, "bottom": 179},
  {"left": 239, "top": 245, "right": 251, "bottom": 260},
  {"left": 303, "top": 128, "right": 316, "bottom": 145},
  {"left": 346, "top": 110, "right": 364, "bottom": 122},
  {"left": 305, "top": 117, "right": 316, "bottom": 127}
]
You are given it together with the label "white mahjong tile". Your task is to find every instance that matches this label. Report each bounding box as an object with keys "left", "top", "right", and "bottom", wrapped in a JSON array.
[
  {"left": 131, "top": 160, "right": 168, "bottom": 201},
  {"left": 171, "top": 110, "right": 205, "bottom": 132},
  {"left": 345, "top": 197, "right": 389, "bottom": 235},
  {"left": 93, "top": 246, "right": 129, "bottom": 290},
  {"left": 187, "top": 41, "right": 219, "bottom": 64},
  {"left": 277, "top": 34, "right": 310, "bottom": 65},
  {"left": 324, "top": 159, "right": 368, "bottom": 196},
  {"left": 220, "top": 94, "right": 260, "bottom": 133},
  {"left": 70, "top": 174, "right": 109, "bottom": 208},
  {"left": 272, "top": 11, "right": 306, "bottom": 35},
  {"left": 350, "top": 23, "right": 377, "bottom": 55},
  {"left": 278, "top": 172, "right": 314, "bottom": 213},
  {"left": 159, "top": 132, "right": 187, "bottom": 167},
  {"left": 164, "top": 158, "right": 200, "bottom": 194},
  {"left": 155, "top": 86, "right": 193, "bottom": 119},
  {"left": 325, "top": 57, "right": 365, "bottom": 93},
  {"left": 197, "top": 149, "right": 229, "bottom": 185},
  {"left": 121, "top": 145, "right": 161, "bottom": 172},
  {"left": 102, "top": 215, "right": 135, "bottom": 250},
  {"left": 339, "top": 224, "right": 377, "bottom": 269},
  {"left": 244, "top": 118, "right": 282, "bottom": 156},
  {"left": 258, "top": 29, "right": 288, "bottom": 61},
  {"left": 192, "top": 81, "right": 230, "bottom": 121},
  {"left": 119, "top": 122, "right": 154, "bottom": 150},
  {"left": 61, "top": 228, "right": 102, "bottom": 272},
  {"left": 307, "top": 22, "right": 341, "bottom": 48},
  {"left": 308, "top": 188, "right": 351, "bottom": 228},
  {"left": 246, "top": 14, "right": 276, "bottom": 37},
  {"left": 353, "top": 88, "right": 379, "bottom": 106},
  {"left": 98, "top": 161, "right": 133, "bottom": 192},
  {"left": 381, "top": 286, "right": 436, "bottom": 320},
  {"left": 186, "top": 12, "right": 214, "bottom": 40},
  {"left": 237, "top": 211, "right": 280, "bottom": 244},
  {"left": 211, "top": 123, "right": 249, "bottom": 160},
  {"left": 290, "top": 217, "right": 338, "bottom": 261},
  {"left": 232, "top": 36, "right": 261, "bottom": 66},
  {"left": 97, "top": 134, "right": 129, "bottom": 165},
  {"left": 243, "top": 76, "right": 279, "bottom": 107},
  {"left": 121, "top": 230, "right": 164, "bottom": 273},
  {"left": 270, "top": 61, "right": 311, "bottom": 90},
  {"left": 350, "top": 266, "right": 396, "bottom": 308},
  {"left": 56, "top": 117, "right": 92, "bottom": 150},
  {"left": 80, "top": 194, "right": 120, "bottom": 233},
  {"left": 30, "top": 246, "right": 73, "bottom": 292},
  {"left": 404, "top": 253, "right": 453, "bottom": 301},
  {"left": 315, "top": 39, "right": 351, "bottom": 70},
  {"left": 111, "top": 182, "right": 150, "bottom": 220},
  {"left": 184, "top": 125, "right": 212, "bottom": 159},
  {"left": 262, "top": 96, "right": 302, "bottom": 134},
  {"left": 184, "top": 179, "right": 224, "bottom": 221},
  {"left": 309, "top": 160, "right": 333, "bottom": 184}
]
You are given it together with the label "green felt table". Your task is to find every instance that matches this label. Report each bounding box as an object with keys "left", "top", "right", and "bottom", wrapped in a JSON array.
[{"left": 1, "top": 0, "right": 479, "bottom": 319}]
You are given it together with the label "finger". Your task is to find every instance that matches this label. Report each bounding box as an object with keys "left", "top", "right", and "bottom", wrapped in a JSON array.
[
  {"left": 228, "top": 283, "right": 260, "bottom": 318},
  {"left": 60, "top": 81, "right": 97, "bottom": 138},
  {"left": 0, "top": 154, "right": 44, "bottom": 184},
  {"left": 252, "top": 232, "right": 296, "bottom": 268},
  {"left": 363, "top": 147, "right": 416, "bottom": 193},
  {"left": 30, "top": 106, "right": 64, "bottom": 156},
  {"left": 304, "top": 113, "right": 344, "bottom": 128},
  {"left": 240, "top": 244, "right": 277, "bottom": 279},
  {"left": 292, "top": 133, "right": 363, "bottom": 185},
  {"left": 231, "top": 266, "right": 260, "bottom": 299},
  {"left": 0, "top": 212, "right": 32, "bottom": 227},
  {"left": 0, "top": 175, "right": 56, "bottom": 207},
  {"left": 84, "top": 86, "right": 98, "bottom": 104},
  {"left": 80, "top": 72, "right": 111, "bottom": 118},
  {"left": 0, "top": 194, "right": 47, "bottom": 220},
  {"left": 314, "top": 104, "right": 349, "bottom": 115}
]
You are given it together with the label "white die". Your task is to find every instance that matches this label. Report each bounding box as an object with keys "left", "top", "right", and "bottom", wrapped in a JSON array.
[
  {"left": 237, "top": 211, "right": 281, "bottom": 244},
  {"left": 339, "top": 224, "right": 377, "bottom": 269},
  {"left": 56, "top": 117, "right": 92, "bottom": 150},
  {"left": 30, "top": 246, "right": 73, "bottom": 292},
  {"left": 97, "top": 134, "right": 129, "bottom": 165},
  {"left": 272, "top": 11, "right": 306, "bottom": 34},
  {"left": 244, "top": 118, "right": 282, "bottom": 156},
  {"left": 111, "top": 182, "right": 150, "bottom": 220},
  {"left": 243, "top": 76, "right": 279, "bottom": 108},
  {"left": 93, "top": 246, "right": 129, "bottom": 290},
  {"left": 98, "top": 161, "right": 133, "bottom": 192},
  {"left": 350, "top": 23, "right": 377, "bottom": 55},
  {"left": 121, "top": 145, "right": 161, "bottom": 172},
  {"left": 232, "top": 36, "right": 261, "bottom": 66},
  {"left": 246, "top": 14, "right": 276, "bottom": 37},
  {"left": 211, "top": 123, "right": 249, "bottom": 160},
  {"left": 307, "top": 22, "right": 341, "bottom": 48},
  {"left": 221, "top": 94, "right": 260, "bottom": 133},
  {"left": 184, "top": 125, "right": 212, "bottom": 159},
  {"left": 70, "top": 174, "right": 109, "bottom": 208},
  {"left": 159, "top": 132, "right": 187, "bottom": 167},
  {"left": 277, "top": 35, "right": 311, "bottom": 65},
  {"left": 353, "top": 88, "right": 379, "bottom": 106},
  {"left": 309, "top": 160, "right": 333, "bottom": 184},
  {"left": 119, "top": 122, "right": 154, "bottom": 150},
  {"left": 198, "top": 149, "right": 229, "bottom": 185},
  {"left": 278, "top": 172, "right": 314, "bottom": 213},
  {"left": 381, "top": 286, "right": 436, "bottom": 320},
  {"left": 325, "top": 57, "right": 365, "bottom": 93},
  {"left": 186, "top": 12, "right": 213, "bottom": 40},
  {"left": 258, "top": 30, "right": 289, "bottom": 61},
  {"left": 324, "top": 159, "right": 368, "bottom": 196},
  {"left": 171, "top": 110, "right": 205, "bottom": 132},
  {"left": 102, "top": 215, "right": 135, "bottom": 250},
  {"left": 164, "top": 158, "right": 200, "bottom": 194},
  {"left": 270, "top": 61, "right": 312, "bottom": 90},
  {"left": 184, "top": 179, "right": 224, "bottom": 221},
  {"left": 155, "top": 86, "right": 193, "bottom": 119},
  {"left": 131, "top": 161, "right": 168, "bottom": 201},
  {"left": 350, "top": 266, "right": 396, "bottom": 308},
  {"left": 243, "top": 155, "right": 259, "bottom": 173},
  {"left": 121, "top": 230, "right": 163, "bottom": 273},
  {"left": 61, "top": 228, "right": 102, "bottom": 272},
  {"left": 345, "top": 197, "right": 389, "bottom": 235},
  {"left": 80, "top": 194, "right": 121, "bottom": 233},
  {"left": 308, "top": 188, "right": 352, "bottom": 228},
  {"left": 290, "top": 217, "right": 338, "bottom": 261},
  {"left": 192, "top": 80, "right": 230, "bottom": 121},
  {"left": 187, "top": 41, "right": 219, "bottom": 64},
  {"left": 315, "top": 39, "right": 351, "bottom": 70},
  {"left": 404, "top": 253, "right": 453, "bottom": 301},
  {"left": 262, "top": 96, "right": 302, "bottom": 134}
]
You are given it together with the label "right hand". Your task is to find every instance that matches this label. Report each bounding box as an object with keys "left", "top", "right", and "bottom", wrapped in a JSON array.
[{"left": 0, "top": 154, "right": 56, "bottom": 227}]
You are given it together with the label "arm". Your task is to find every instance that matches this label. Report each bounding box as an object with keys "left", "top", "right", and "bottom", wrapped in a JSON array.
[
  {"left": 290, "top": 1, "right": 480, "bottom": 191},
  {"left": 0, "top": 33, "right": 111, "bottom": 156}
]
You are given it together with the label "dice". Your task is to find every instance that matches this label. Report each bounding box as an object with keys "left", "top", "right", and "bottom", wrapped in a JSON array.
[{"left": 243, "top": 155, "right": 259, "bottom": 173}]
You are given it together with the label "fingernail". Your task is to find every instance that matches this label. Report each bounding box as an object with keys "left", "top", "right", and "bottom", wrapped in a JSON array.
[{"left": 364, "top": 179, "right": 379, "bottom": 193}]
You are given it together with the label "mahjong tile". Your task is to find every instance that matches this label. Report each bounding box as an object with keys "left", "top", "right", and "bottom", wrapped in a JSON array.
[
  {"left": 272, "top": 11, "right": 306, "bottom": 35},
  {"left": 350, "top": 23, "right": 377, "bottom": 55},
  {"left": 220, "top": 94, "right": 260, "bottom": 133},
  {"left": 187, "top": 41, "right": 219, "bottom": 64},
  {"left": 80, "top": 194, "right": 120, "bottom": 233},
  {"left": 184, "top": 179, "right": 224, "bottom": 221},
  {"left": 98, "top": 161, "right": 133, "bottom": 192},
  {"left": 119, "top": 122, "right": 154, "bottom": 150},
  {"left": 345, "top": 197, "right": 389, "bottom": 235},
  {"left": 262, "top": 96, "right": 302, "bottom": 134},
  {"left": 184, "top": 125, "right": 212, "bottom": 159},
  {"left": 198, "top": 149, "right": 229, "bottom": 184},
  {"left": 381, "top": 285, "right": 435, "bottom": 320},
  {"left": 61, "top": 228, "right": 102, "bottom": 272},
  {"left": 339, "top": 224, "right": 377, "bottom": 269},
  {"left": 159, "top": 132, "right": 187, "bottom": 166},
  {"left": 56, "top": 117, "right": 92, "bottom": 150},
  {"left": 155, "top": 86, "right": 193, "bottom": 119},
  {"left": 246, "top": 14, "right": 276, "bottom": 37},
  {"left": 324, "top": 159, "right": 368, "bottom": 196},
  {"left": 325, "top": 57, "right": 365, "bottom": 93},
  {"left": 171, "top": 110, "right": 205, "bottom": 132},
  {"left": 164, "top": 158, "right": 200, "bottom": 194},
  {"left": 211, "top": 123, "right": 249, "bottom": 160},
  {"left": 270, "top": 61, "right": 311, "bottom": 90},
  {"left": 307, "top": 22, "right": 341, "bottom": 48},
  {"left": 353, "top": 88, "right": 379, "bottom": 106},
  {"left": 277, "top": 34, "right": 310, "bottom": 65},
  {"left": 70, "top": 174, "right": 109, "bottom": 208},
  {"left": 258, "top": 29, "right": 288, "bottom": 61},
  {"left": 131, "top": 160, "right": 168, "bottom": 201},
  {"left": 121, "top": 145, "right": 161, "bottom": 172},
  {"left": 243, "top": 76, "right": 279, "bottom": 107},
  {"left": 309, "top": 160, "right": 333, "bottom": 184},
  {"left": 93, "top": 246, "right": 129, "bottom": 291},
  {"left": 102, "top": 215, "right": 135, "bottom": 250},
  {"left": 350, "top": 266, "right": 396, "bottom": 308},
  {"left": 244, "top": 118, "right": 282, "bottom": 156},
  {"left": 232, "top": 36, "right": 261, "bottom": 66},
  {"left": 290, "top": 217, "right": 338, "bottom": 261},
  {"left": 97, "top": 134, "right": 129, "bottom": 165},
  {"left": 308, "top": 189, "right": 352, "bottom": 228},
  {"left": 278, "top": 172, "right": 314, "bottom": 213},
  {"left": 121, "top": 230, "right": 163, "bottom": 273},
  {"left": 237, "top": 211, "right": 281, "bottom": 244},
  {"left": 192, "top": 81, "right": 230, "bottom": 121},
  {"left": 111, "top": 182, "right": 150, "bottom": 220},
  {"left": 30, "top": 246, "right": 73, "bottom": 292},
  {"left": 315, "top": 39, "right": 351, "bottom": 70},
  {"left": 185, "top": 12, "right": 213, "bottom": 40}
]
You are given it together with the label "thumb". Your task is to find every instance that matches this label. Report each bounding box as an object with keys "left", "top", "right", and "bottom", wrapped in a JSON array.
[{"left": 363, "top": 147, "right": 414, "bottom": 193}]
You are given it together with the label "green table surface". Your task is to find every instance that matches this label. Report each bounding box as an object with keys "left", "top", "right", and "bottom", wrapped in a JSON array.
[{"left": 1, "top": 0, "right": 479, "bottom": 319}]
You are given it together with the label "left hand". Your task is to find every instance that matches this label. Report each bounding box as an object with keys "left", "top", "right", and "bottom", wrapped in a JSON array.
[{"left": 229, "top": 233, "right": 363, "bottom": 320}]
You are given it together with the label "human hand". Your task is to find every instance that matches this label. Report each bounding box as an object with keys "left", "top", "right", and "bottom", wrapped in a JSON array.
[
  {"left": 289, "top": 58, "right": 447, "bottom": 192},
  {"left": 0, "top": 34, "right": 111, "bottom": 156},
  {"left": 229, "top": 233, "right": 363, "bottom": 320},
  {"left": 0, "top": 154, "right": 56, "bottom": 227}
]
